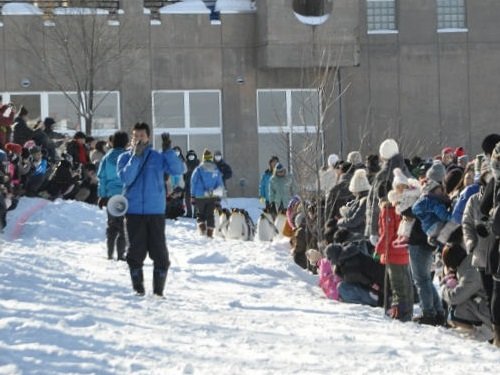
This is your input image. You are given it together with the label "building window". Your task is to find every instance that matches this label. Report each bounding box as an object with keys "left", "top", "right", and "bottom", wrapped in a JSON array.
[
  {"left": 1, "top": 91, "right": 120, "bottom": 137},
  {"left": 257, "top": 89, "right": 320, "bottom": 174},
  {"left": 366, "top": 0, "right": 397, "bottom": 33},
  {"left": 437, "top": 0, "right": 466, "bottom": 30},
  {"left": 152, "top": 90, "right": 222, "bottom": 155}
]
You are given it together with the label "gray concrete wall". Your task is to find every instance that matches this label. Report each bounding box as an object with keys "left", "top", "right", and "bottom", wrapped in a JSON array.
[
  {"left": 343, "top": 0, "right": 500, "bottom": 160},
  {"left": 2, "top": 0, "right": 500, "bottom": 197}
]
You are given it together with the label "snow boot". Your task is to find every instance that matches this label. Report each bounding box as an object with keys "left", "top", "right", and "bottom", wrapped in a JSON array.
[
  {"left": 130, "top": 268, "right": 145, "bottom": 296},
  {"left": 198, "top": 222, "right": 207, "bottom": 235},
  {"left": 106, "top": 238, "right": 114, "bottom": 260},
  {"left": 206, "top": 227, "right": 214, "bottom": 238},
  {"left": 413, "top": 313, "right": 437, "bottom": 326},
  {"left": 493, "top": 324, "right": 500, "bottom": 347},
  {"left": 153, "top": 268, "right": 167, "bottom": 297}
]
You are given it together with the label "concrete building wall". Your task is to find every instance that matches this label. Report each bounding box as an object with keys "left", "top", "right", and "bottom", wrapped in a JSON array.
[{"left": 2, "top": 0, "right": 500, "bottom": 197}]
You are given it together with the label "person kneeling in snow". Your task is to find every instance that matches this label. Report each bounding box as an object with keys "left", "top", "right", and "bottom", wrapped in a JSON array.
[
  {"left": 326, "top": 229, "right": 385, "bottom": 307},
  {"left": 441, "top": 243, "right": 493, "bottom": 341}
]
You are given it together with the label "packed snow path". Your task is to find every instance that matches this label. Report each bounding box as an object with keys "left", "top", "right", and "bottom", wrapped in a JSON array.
[{"left": 0, "top": 198, "right": 498, "bottom": 374}]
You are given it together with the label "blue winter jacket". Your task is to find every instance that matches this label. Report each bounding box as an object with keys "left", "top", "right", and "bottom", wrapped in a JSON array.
[
  {"left": 32, "top": 159, "right": 48, "bottom": 176},
  {"left": 191, "top": 161, "right": 224, "bottom": 198},
  {"left": 117, "top": 146, "right": 185, "bottom": 215},
  {"left": 259, "top": 169, "right": 273, "bottom": 201},
  {"left": 451, "top": 183, "right": 480, "bottom": 224},
  {"left": 412, "top": 193, "right": 451, "bottom": 233},
  {"left": 97, "top": 147, "right": 127, "bottom": 198}
]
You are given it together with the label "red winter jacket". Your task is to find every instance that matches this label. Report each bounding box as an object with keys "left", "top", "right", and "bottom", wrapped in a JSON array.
[{"left": 375, "top": 204, "right": 409, "bottom": 265}]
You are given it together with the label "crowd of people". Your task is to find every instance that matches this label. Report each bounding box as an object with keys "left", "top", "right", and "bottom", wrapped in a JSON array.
[
  {"left": 0, "top": 98, "right": 235, "bottom": 297},
  {"left": 3, "top": 96, "right": 500, "bottom": 345},
  {"left": 270, "top": 135, "right": 500, "bottom": 346}
]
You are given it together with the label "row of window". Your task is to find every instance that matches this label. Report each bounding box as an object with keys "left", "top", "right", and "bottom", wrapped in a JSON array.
[
  {"left": 1, "top": 89, "right": 320, "bottom": 173},
  {"left": 367, "top": 0, "right": 466, "bottom": 33}
]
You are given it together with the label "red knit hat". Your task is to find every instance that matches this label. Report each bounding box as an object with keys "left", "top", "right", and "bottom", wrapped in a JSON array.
[
  {"left": 441, "top": 147, "right": 454, "bottom": 155},
  {"left": 5, "top": 142, "right": 22, "bottom": 154},
  {"left": 454, "top": 146, "right": 465, "bottom": 158}
]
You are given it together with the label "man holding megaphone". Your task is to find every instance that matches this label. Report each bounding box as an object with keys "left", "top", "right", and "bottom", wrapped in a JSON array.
[{"left": 117, "top": 123, "right": 186, "bottom": 297}]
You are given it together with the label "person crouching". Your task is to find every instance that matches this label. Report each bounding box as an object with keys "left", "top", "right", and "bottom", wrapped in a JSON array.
[{"left": 190, "top": 149, "right": 224, "bottom": 238}]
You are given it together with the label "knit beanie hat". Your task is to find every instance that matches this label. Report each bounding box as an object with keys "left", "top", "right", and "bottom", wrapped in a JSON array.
[
  {"left": 379, "top": 139, "right": 399, "bottom": 160},
  {"left": 327, "top": 153, "right": 339, "bottom": 167},
  {"left": 349, "top": 169, "right": 371, "bottom": 193},
  {"left": 347, "top": 151, "right": 362, "bottom": 166},
  {"left": 454, "top": 147, "right": 465, "bottom": 158},
  {"left": 392, "top": 168, "right": 409, "bottom": 189},
  {"left": 202, "top": 149, "right": 213, "bottom": 161},
  {"left": 426, "top": 161, "right": 446, "bottom": 183},
  {"left": 481, "top": 134, "right": 500, "bottom": 156},
  {"left": 441, "top": 146, "right": 454, "bottom": 156},
  {"left": 444, "top": 168, "right": 464, "bottom": 194},
  {"left": 5, "top": 142, "right": 22, "bottom": 154}
]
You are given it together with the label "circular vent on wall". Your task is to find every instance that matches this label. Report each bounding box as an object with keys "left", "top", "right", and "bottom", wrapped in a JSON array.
[{"left": 293, "top": 0, "right": 332, "bottom": 25}]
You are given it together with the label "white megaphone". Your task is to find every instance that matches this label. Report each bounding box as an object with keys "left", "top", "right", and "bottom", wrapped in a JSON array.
[{"left": 107, "top": 194, "right": 129, "bottom": 217}]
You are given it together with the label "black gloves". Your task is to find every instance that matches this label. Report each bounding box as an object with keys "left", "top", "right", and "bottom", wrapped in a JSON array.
[
  {"left": 161, "top": 132, "right": 171, "bottom": 151},
  {"left": 133, "top": 141, "right": 147, "bottom": 156}
]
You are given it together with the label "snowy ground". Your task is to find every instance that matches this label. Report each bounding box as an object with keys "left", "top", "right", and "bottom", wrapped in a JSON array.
[{"left": 0, "top": 197, "right": 498, "bottom": 374}]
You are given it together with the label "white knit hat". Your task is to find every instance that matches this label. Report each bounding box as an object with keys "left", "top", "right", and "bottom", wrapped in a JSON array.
[
  {"left": 392, "top": 168, "right": 409, "bottom": 189},
  {"left": 349, "top": 169, "right": 371, "bottom": 193},
  {"left": 327, "top": 153, "right": 339, "bottom": 167},
  {"left": 379, "top": 139, "right": 399, "bottom": 160},
  {"left": 347, "top": 151, "right": 363, "bottom": 166}
]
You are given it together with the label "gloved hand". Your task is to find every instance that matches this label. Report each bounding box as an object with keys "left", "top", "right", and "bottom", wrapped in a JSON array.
[
  {"left": 372, "top": 252, "right": 381, "bottom": 262},
  {"left": 259, "top": 197, "right": 265, "bottom": 205},
  {"left": 476, "top": 218, "right": 490, "bottom": 237},
  {"left": 445, "top": 276, "right": 458, "bottom": 289},
  {"left": 369, "top": 235, "right": 379, "bottom": 246},
  {"left": 98, "top": 197, "right": 109, "bottom": 210},
  {"left": 161, "top": 132, "right": 171, "bottom": 151},
  {"left": 133, "top": 140, "right": 147, "bottom": 156}
]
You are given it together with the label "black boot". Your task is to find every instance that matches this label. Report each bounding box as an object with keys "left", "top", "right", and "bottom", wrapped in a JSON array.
[
  {"left": 106, "top": 237, "right": 114, "bottom": 260},
  {"left": 130, "top": 268, "right": 145, "bottom": 296},
  {"left": 116, "top": 237, "right": 126, "bottom": 261},
  {"left": 494, "top": 324, "right": 500, "bottom": 348},
  {"left": 153, "top": 268, "right": 167, "bottom": 297}
]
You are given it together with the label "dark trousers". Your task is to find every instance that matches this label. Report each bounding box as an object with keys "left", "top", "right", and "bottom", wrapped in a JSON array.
[
  {"left": 195, "top": 198, "right": 217, "bottom": 229},
  {"left": 106, "top": 212, "right": 126, "bottom": 259},
  {"left": 185, "top": 190, "right": 194, "bottom": 217},
  {"left": 125, "top": 214, "right": 170, "bottom": 271}
]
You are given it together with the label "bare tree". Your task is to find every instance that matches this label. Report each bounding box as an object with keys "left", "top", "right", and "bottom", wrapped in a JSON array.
[{"left": 11, "top": 1, "right": 132, "bottom": 134}]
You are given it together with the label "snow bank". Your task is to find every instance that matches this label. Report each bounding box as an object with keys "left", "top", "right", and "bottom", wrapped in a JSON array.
[
  {"left": 215, "top": 0, "right": 256, "bottom": 13},
  {"left": 0, "top": 197, "right": 498, "bottom": 374},
  {"left": 1, "top": 3, "right": 43, "bottom": 15},
  {"left": 52, "top": 7, "right": 109, "bottom": 16},
  {"left": 159, "top": 0, "right": 210, "bottom": 15}
]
